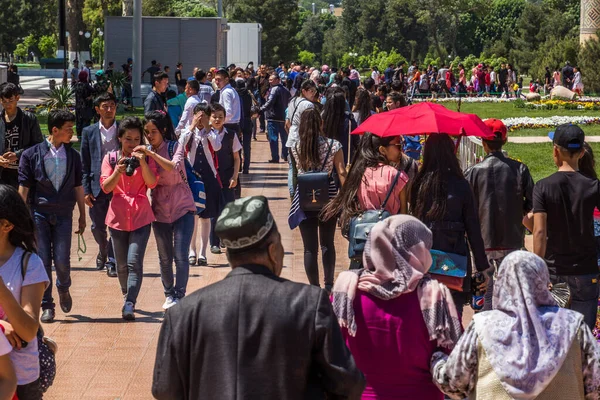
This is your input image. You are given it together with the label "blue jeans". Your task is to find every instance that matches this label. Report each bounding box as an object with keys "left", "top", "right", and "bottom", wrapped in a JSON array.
[
  {"left": 551, "top": 273, "right": 600, "bottom": 330},
  {"left": 153, "top": 213, "right": 195, "bottom": 299},
  {"left": 288, "top": 151, "right": 297, "bottom": 198},
  {"left": 36, "top": 212, "right": 73, "bottom": 311},
  {"left": 267, "top": 121, "right": 288, "bottom": 162},
  {"left": 89, "top": 191, "right": 115, "bottom": 263},
  {"left": 109, "top": 225, "right": 151, "bottom": 305}
]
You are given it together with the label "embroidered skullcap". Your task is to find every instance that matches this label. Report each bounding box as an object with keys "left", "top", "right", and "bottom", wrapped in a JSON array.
[{"left": 215, "top": 196, "right": 275, "bottom": 252}]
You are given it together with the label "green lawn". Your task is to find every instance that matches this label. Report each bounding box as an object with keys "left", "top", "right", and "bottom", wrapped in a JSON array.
[
  {"left": 504, "top": 142, "right": 600, "bottom": 182},
  {"left": 440, "top": 102, "right": 600, "bottom": 120}
]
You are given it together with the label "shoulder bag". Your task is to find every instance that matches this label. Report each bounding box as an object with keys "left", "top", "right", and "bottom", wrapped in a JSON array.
[
  {"left": 168, "top": 140, "right": 206, "bottom": 213},
  {"left": 347, "top": 170, "right": 401, "bottom": 259},
  {"left": 296, "top": 139, "right": 333, "bottom": 212}
]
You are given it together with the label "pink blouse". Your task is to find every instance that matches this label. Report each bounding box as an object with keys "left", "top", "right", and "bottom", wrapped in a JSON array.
[
  {"left": 100, "top": 152, "right": 159, "bottom": 232},
  {"left": 358, "top": 164, "right": 408, "bottom": 215},
  {"left": 151, "top": 141, "right": 196, "bottom": 223}
]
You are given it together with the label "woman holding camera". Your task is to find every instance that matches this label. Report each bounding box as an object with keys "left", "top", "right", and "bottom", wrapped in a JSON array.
[
  {"left": 100, "top": 117, "right": 159, "bottom": 320},
  {"left": 133, "top": 111, "right": 196, "bottom": 310}
]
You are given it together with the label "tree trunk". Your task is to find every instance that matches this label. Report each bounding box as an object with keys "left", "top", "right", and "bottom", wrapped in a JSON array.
[
  {"left": 66, "top": 0, "right": 85, "bottom": 58},
  {"left": 122, "top": 0, "right": 133, "bottom": 16}
]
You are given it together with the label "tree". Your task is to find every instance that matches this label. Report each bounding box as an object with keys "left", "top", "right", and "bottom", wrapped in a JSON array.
[
  {"left": 122, "top": 0, "right": 133, "bottom": 16},
  {"left": 39, "top": 35, "right": 58, "bottom": 58},
  {"left": 66, "top": 0, "right": 86, "bottom": 57},
  {"left": 297, "top": 13, "right": 336, "bottom": 61},
  {"left": 83, "top": 0, "right": 121, "bottom": 32},
  {"left": 579, "top": 32, "right": 600, "bottom": 94},
  {"left": 231, "top": 0, "right": 300, "bottom": 64},
  {"left": 171, "top": 1, "right": 217, "bottom": 17}
]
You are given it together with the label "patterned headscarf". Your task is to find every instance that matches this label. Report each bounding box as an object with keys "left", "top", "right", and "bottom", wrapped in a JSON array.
[
  {"left": 473, "top": 251, "right": 583, "bottom": 399},
  {"left": 332, "top": 215, "right": 462, "bottom": 348}
]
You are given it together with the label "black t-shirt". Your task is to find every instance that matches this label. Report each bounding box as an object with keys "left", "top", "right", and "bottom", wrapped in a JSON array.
[
  {"left": 533, "top": 171, "right": 600, "bottom": 276},
  {"left": 4, "top": 109, "right": 22, "bottom": 153},
  {"left": 545, "top": 71, "right": 552, "bottom": 84}
]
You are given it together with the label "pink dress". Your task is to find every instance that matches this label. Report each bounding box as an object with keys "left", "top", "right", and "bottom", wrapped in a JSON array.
[
  {"left": 343, "top": 291, "right": 445, "bottom": 399},
  {"left": 358, "top": 164, "right": 409, "bottom": 214}
]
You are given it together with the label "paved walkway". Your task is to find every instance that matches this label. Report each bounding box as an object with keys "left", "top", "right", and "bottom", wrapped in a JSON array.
[{"left": 42, "top": 137, "right": 361, "bottom": 399}]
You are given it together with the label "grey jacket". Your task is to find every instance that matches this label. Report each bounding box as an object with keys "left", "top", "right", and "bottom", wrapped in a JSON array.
[{"left": 80, "top": 122, "right": 119, "bottom": 197}]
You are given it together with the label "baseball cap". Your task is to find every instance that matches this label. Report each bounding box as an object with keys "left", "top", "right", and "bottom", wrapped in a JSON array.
[
  {"left": 483, "top": 119, "right": 507, "bottom": 142},
  {"left": 548, "top": 124, "right": 584, "bottom": 150}
]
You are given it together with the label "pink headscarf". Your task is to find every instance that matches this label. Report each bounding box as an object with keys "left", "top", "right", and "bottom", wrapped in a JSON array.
[
  {"left": 78, "top": 69, "right": 88, "bottom": 82},
  {"left": 332, "top": 215, "right": 462, "bottom": 348}
]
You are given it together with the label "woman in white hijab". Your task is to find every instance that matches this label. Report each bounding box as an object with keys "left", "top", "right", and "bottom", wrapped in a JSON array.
[{"left": 431, "top": 251, "right": 600, "bottom": 399}]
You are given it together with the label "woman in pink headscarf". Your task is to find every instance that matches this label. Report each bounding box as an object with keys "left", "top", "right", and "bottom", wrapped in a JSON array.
[{"left": 331, "top": 215, "right": 462, "bottom": 400}]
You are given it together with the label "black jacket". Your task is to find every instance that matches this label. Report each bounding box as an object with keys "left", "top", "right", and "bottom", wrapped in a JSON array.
[
  {"left": 152, "top": 264, "right": 365, "bottom": 400},
  {"left": 465, "top": 151, "right": 534, "bottom": 251},
  {"left": 260, "top": 84, "right": 291, "bottom": 121},
  {"left": 0, "top": 109, "right": 44, "bottom": 158},
  {"left": 419, "top": 175, "right": 489, "bottom": 281}
]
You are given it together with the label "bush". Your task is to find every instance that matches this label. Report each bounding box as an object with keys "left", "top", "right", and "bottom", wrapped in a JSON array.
[
  {"left": 38, "top": 35, "right": 57, "bottom": 59},
  {"left": 298, "top": 50, "right": 317, "bottom": 66}
]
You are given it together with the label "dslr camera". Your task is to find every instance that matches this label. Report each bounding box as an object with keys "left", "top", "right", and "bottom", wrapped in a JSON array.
[{"left": 123, "top": 157, "right": 140, "bottom": 176}]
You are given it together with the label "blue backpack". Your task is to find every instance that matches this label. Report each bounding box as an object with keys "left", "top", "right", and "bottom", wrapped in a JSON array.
[{"left": 167, "top": 141, "right": 206, "bottom": 213}]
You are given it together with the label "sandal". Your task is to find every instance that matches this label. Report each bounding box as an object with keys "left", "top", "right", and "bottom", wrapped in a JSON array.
[{"left": 188, "top": 254, "right": 197, "bottom": 265}]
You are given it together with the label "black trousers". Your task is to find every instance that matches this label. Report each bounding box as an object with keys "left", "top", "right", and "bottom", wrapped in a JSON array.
[{"left": 298, "top": 215, "right": 337, "bottom": 289}]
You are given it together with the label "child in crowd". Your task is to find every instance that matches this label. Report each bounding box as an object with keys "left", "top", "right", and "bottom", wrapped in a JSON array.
[
  {"left": 208, "top": 103, "right": 241, "bottom": 254},
  {"left": 180, "top": 104, "right": 222, "bottom": 266},
  {"left": 18, "top": 110, "right": 85, "bottom": 324}
]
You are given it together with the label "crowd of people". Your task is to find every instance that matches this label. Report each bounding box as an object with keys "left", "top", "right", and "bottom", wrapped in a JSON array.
[{"left": 0, "top": 55, "right": 600, "bottom": 399}]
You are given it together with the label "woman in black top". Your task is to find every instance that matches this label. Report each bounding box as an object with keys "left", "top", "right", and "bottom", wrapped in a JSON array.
[{"left": 409, "top": 134, "right": 489, "bottom": 314}]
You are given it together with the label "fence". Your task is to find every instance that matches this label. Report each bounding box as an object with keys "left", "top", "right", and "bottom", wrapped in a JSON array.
[{"left": 458, "top": 135, "right": 485, "bottom": 171}]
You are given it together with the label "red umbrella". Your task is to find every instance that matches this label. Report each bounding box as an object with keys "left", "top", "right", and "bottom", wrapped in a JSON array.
[{"left": 352, "top": 102, "right": 495, "bottom": 139}]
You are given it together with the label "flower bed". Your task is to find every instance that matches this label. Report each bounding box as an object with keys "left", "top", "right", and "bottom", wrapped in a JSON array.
[{"left": 500, "top": 116, "right": 600, "bottom": 131}]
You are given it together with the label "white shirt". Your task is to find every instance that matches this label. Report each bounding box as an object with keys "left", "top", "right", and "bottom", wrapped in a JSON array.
[
  {"left": 175, "top": 94, "right": 204, "bottom": 137},
  {"left": 0, "top": 247, "right": 49, "bottom": 385},
  {"left": 216, "top": 128, "right": 242, "bottom": 152},
  {"left": 371, "top": 71, "right": 380, "bottom": 85},
  {"left": 285, "top": 97, "right": 314, "bottom": 148},
  {"left": 44, "top": 140, "right": 67, "bottom": 191},
  {"left": 490, "top": 71, "right": 497, "bottom": 83},
  {"left": 179, "top": 127, "right": 221, "bottom": 177},
  {"left": 99, "top": 121, "right": 118, "bottom": 156},
  {"left": 219, "top": 84, "right": 241, "bottom": 124}
]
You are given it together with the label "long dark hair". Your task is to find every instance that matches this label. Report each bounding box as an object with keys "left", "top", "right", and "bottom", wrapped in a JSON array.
[
  {"left": 409, "top": 134, "right": 463, "bottom": 222},
  {"left": 322, "top": 88, "right": 346, "bottom": 141},
  {"left": 0, "top": 185, "right": 36, "bottom": 253},
  {"left": 353, "top": 88, "right": 372, "bottom": 125},
  {"left": 144, "top": 111, "right": 175, "bottom": 142},
  {"left": 321, "top": 132, "right": 398, "bottom": 227},
  {"left": 580, "top": 142, "right": 597, "bottom": 179},
  {"left": 297, "top": 108, "right": 323, "bottom": 171}
]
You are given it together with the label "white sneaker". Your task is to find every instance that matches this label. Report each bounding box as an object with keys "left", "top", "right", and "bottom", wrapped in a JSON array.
[
  {"left": 122, "top": 301, "right": 135, "bottom": 320},
  {"left": 162, "top": 296, "right": 178, "bottom": 310}
]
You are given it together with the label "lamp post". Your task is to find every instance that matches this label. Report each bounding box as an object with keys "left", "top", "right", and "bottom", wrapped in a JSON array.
[
  {"left": 84, "top": 31, "right": 91, "bottom": 63},
  {"left": 97, "top": 28, "right": 104, "bottom": 66}
]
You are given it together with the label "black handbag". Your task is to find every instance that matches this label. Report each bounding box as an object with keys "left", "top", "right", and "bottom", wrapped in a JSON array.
[
  {"left": 347, "top": 171, "right": 401, "bottom": 259},
  {"left": 296, "top": 140, "right": 334, "bottom": 212}
]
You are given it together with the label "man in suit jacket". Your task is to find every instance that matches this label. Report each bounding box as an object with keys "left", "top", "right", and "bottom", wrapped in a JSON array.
[
  {"left": 152, "top": 196, "right": 365, "bottom": 400},
  {"left": 80, "top": 92, "right": 119, "bottom": 277}
]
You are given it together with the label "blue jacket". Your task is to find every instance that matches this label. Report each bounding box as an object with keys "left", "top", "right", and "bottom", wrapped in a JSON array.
[
  {"left": 81, "top": 122, "right": 119, "bottom": 197},
  {"left": 18, "top": 141, "right": 83, "bottom": 216}
]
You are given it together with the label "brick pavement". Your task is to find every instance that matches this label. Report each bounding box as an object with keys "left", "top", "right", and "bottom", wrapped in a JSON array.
[{"left": 43, "top": 136, "right": 354, "bottom": 399}]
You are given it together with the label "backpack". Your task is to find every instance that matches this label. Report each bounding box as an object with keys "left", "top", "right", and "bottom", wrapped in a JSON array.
[
  {"left": 167, "top": 141, "right": 206, "bottom": 213},
  {"left": 20, "top": 252, "right": 56, "bottom": 393},
  {"left": 296, "top": 139, "right": 334, "bottom": 212}
]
